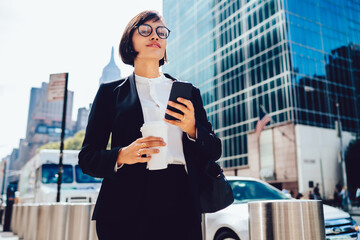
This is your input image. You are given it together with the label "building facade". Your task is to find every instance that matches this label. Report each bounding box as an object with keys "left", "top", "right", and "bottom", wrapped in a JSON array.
[
  {"left": 99, "top": 47, "right": 121, "bottom": 85},
  {"left": 75, "top": 104, "right": 92, "bottom": 133},
  {"left": 0, "top": 148, "right": 19, "bottom": 189},
  {"left": 13, "top": 82, "right": 74, "bottom": 171},
  {"left": 26, "top": 82, "right": 74, "bottom": 145},
  {"left": 163, "top": 0, "right": 359, "bottom": 198}
]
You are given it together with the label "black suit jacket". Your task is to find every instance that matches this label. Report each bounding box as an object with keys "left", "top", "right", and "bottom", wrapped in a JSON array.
[{"left": 78, "top": 73, "right": 222, "bottom": 222}]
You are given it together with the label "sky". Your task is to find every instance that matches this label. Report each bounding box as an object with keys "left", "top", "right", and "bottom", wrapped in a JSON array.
[{"left": 0, "top": 0, "right": 163, "bottom": 159}]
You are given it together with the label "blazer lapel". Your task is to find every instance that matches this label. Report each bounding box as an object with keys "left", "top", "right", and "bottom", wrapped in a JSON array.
[
  {"left": 129, "top": 73, "right": 144, "bottom": 113},
  {"left": 113, "top": 73, "right": 144, "bottom": 136}
]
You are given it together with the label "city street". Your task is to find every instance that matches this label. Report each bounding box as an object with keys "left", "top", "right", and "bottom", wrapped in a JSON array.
[{"left": 1, "top": 0, "right": 359, "bottom": 239}]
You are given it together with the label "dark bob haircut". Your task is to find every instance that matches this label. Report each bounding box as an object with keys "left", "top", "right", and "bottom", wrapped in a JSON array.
[{"left": 119, "top": 10, "right": 167, "bottom": 67}]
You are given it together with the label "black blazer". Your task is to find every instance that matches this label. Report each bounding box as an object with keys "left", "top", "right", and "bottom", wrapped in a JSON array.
[{"left": 78, "top": 73, "right": 222, "bottom": 222}]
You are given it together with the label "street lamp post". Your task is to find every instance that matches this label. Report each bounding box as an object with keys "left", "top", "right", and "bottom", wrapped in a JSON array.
[
  {"left": 304, "top": 86, "right": 350, "bottom": 210},
  {"left": 335, "top": 100, "right": 350, "bottom": 211}
]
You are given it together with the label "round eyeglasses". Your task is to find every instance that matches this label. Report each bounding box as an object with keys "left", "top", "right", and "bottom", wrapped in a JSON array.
[{"left": 135, "top": 24, "right": 171, "bottom": 39}]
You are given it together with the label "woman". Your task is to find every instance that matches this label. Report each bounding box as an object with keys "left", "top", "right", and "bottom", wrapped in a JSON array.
[{"left": 78, "top": 10, "right": 221, "bottom": 240}]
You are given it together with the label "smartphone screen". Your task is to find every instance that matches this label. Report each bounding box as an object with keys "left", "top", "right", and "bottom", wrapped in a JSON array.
[{"left": 165, "top": 82, "right": 193, "bottom": 120}]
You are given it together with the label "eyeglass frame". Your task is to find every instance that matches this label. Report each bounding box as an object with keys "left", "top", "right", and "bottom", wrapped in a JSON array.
[{"left": 134, "top": 24, "right": 171, "bottom": 39}]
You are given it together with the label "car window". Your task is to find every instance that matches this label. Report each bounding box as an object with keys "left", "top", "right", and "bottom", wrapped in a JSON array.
[{"left": 229, "top": 180, "right": 290, "bottom": 203}]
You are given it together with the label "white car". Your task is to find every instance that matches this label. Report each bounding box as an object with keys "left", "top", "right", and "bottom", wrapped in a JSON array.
[{"left": 204, "top": 176, "right": 359, "bottom": 240}]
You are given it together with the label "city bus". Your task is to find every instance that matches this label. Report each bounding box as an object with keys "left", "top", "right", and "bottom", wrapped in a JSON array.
[{"left": 17, "top": 149, "right": 101, "bottom": 203}]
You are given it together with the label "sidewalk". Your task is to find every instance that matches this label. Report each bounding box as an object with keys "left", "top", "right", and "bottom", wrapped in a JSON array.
[
  {"left": 0, "top": 225, "right": 18, "bottom": 240},
  {"left": 0, "top": 232, "right": 18, "bottom": 240}
]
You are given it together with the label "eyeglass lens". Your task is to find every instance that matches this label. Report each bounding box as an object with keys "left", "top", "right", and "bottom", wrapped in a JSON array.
[{"left": 137, "top": 24, "right": 170, "bottom": 39}]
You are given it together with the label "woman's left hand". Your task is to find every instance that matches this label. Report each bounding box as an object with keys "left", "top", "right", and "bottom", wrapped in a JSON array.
[{"left": 164, "top": 97, "right": 196, "bottom": 139}]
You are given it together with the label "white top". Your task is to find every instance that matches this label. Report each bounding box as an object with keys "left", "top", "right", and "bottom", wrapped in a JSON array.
[
  {"left": 114, "top": 73, "right": 196, "bottom": 172},
  {"left": 135, "top": 73, "right": 186, "bottom": 166}
]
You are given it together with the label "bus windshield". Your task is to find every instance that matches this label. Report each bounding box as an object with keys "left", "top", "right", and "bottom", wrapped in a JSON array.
[
  {"left": 75, "top": 165, "right": 102, "bottom": 183},
  {"left": 42, "top": 164, "right": 73, "bottom": 184}
]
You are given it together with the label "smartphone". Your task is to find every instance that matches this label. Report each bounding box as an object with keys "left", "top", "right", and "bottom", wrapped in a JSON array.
[{"left": 165, "top": 81, "right": 193, "bottom": 120}]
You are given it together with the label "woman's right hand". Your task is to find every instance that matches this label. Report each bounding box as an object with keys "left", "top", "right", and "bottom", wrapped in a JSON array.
[{"left": 116, "top": 136, "right": 166, "bottom": 166}]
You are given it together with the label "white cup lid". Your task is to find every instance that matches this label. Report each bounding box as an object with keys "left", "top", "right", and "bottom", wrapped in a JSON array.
[{"left": 140, "top": 121, "right": 168, "bottom": 132}]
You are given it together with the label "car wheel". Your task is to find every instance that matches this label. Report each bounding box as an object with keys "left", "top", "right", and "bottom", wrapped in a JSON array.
[{"left": 214, "top": 229, "right": 240, "bottom": 240}]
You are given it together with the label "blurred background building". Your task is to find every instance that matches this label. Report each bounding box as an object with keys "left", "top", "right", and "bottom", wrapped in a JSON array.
[
  {"left": 1, "top": 47, "right": 120, "bottom": 188},
  {"left": 75, "top": 104, "right": 92, "bottom": 133},
  {"left": 99, "top": 47, "right": 121, "bottom": 85},
  {"left": 14, "top": 82, "right": 74, "bottom": 172},
  {"left": 163, "top": 0, "right": 360, "bottom": 199}
]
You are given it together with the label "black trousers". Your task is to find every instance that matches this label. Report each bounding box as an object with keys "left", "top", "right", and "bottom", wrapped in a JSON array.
[{"left": 96, "top": 165, "right": 202, "bottom": 240}]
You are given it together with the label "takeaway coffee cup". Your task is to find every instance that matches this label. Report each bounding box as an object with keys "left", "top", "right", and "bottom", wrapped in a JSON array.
[{"left": 140, "top": 121, "right": 168, "bottom": 170}]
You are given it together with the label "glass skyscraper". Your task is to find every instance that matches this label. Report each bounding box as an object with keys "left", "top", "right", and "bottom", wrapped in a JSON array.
[{"left": 163, "top": 0, "right": 360, "bottom": 172}]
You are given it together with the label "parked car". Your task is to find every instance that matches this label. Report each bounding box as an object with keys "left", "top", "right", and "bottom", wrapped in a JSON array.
[{"left": 204, "top": 176, "right": 359, "bottom": 240}]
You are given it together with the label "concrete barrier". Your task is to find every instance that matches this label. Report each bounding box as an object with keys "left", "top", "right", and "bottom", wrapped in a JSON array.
[
  {"left": 248, "top": 200, "right": 325, "bottom": 240},
  {"left": 12, "top": 204, "right": 22, "bottom": 235},
  {"left": 18, "top": 204, "right": 30, "bottom": 239},
  {"left": 14, "top": 204, "right": 21, "bottom": 237},
  {"left": 10, "top": 204, "right": 17, "bottom": 233},
  {"left": 88, "top": 204, "right": 97, "bottom": 240},
  {"left": 36, "top": 203, "right": 52, "bottom": 240},
  {"left": 48, "top": 203, "right": 68, "bottom": 240},
  {"left": 65, "top": 203, "right": 91, "bottom": 240},
  {"left": 9, "top": 202, "right": 97, "bottom": 240},
  {"left": 24, "top": 204, "right": 39, "bottom": 240}
]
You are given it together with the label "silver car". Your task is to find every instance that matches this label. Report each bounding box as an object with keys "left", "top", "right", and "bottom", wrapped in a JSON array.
[{"left": 204, "top": 176, "right": 359, "bottom": 240}]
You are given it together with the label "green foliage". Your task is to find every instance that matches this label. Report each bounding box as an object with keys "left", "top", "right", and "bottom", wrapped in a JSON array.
[
  {"left": 37, "top": 130, "right": 113, "bottom": 152},
  {"left": 64, "top": 130, "right": 85, "bottom": 150},
  {"left": 37, "top": 142, "right": 61, "bottom": 152},
  {"left": 37, "top": 130, "right": 85, "bottom": 152}
]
